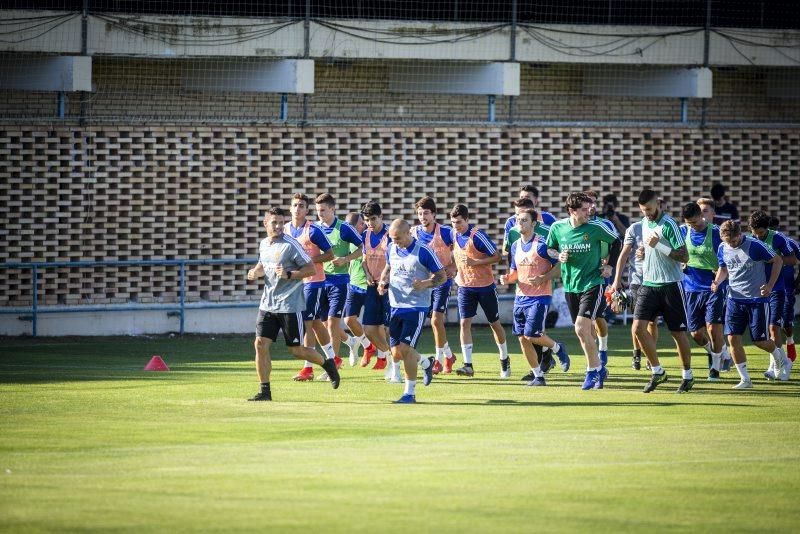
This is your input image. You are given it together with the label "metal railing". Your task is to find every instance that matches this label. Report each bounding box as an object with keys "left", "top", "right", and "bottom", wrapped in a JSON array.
[{"left": 0, "top": 258, "right": 258, "bottom": 337}]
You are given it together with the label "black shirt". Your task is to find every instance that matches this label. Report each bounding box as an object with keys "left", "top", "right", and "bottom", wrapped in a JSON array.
[{"left": 713, "top": 201, "right": 739, "bottom": 225}]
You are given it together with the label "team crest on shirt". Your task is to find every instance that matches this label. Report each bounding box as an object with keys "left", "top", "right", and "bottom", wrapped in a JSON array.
[{"left": 582, "top": 234, "right": 589, "bottom": 241}]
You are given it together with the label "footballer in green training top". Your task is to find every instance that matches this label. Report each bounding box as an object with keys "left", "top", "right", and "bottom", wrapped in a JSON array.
[{"left": 546, "top": 192, "right": 620, "bottom": 390}]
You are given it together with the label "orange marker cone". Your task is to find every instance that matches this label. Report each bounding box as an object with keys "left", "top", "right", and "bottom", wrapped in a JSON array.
[{"left": 144, "top": 355, "right": 170, "bottom": 372}]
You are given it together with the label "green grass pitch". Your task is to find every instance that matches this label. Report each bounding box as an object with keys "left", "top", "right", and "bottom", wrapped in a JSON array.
[{"left": 1, "top": 326, "right": 799, "bottom": 532}]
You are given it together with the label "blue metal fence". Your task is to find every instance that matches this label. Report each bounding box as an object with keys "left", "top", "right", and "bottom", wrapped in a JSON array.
[{"left": 0, "top": 258, "right": 259, "bottom": 337}]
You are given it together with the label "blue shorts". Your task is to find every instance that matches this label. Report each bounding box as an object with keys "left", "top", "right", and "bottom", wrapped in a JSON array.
[
  {"left": 429, "top": 279, "right": 452, "bottom": 315},
  {"left": 784, "top": 290, "right": 796, "bottom": 327},
  {"left": 302, "top": 285, "right": 325, "bottom": 322},
  {"left": 363, "top": 285, "right": 390, "bottom": 327},
  {"left": 319, "top": 283, "right": 348, "bottom": 319},
  {"left": 344, "top": 285, "right": 366, "bottom": 318},
  {"left": 725, "top": 299, "right": 770, "bottom": 341},
  {"left": 457, "top": 286, "right": 500, "bottom": 322},
  {"left": 769, "top": 291, "right": 785, "bottom": 327},
  {"left": 389, "top": 309, "right": 426, "bottom": 348},
  {"left": 685, "top": 289, "right": 725, "bottom": 333},
  {"left": 512, "top": 301, "right": 549, "bottom": 338}
]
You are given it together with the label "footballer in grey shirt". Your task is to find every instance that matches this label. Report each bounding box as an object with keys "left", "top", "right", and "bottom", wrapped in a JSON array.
[{"left": 245, "top": 207, "right": 341, "bottom": 401}]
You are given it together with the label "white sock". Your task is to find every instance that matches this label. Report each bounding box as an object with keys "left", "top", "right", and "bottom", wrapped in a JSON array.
[
  {"left": 682, "top": 368, "right": 694, "bottom": 380},
  {"left": 377, "top": 350, "right": 388, "bottom": 360},
  {"left": 392, "top": 360, "right": 401, "bottom": 375},
  {"left": 722, "top": 345, "right": 731, "bottom": 360},
  {"left": 651, "top": 365, "right": 664, "bottom": 375},
  {"left": 787, "top": 336, "right": 795, "bottom": 345},
  {"left": 551, "top": 342, "right": 560, "bottom": 354},
  {"left": 710, "top": 352, "right": 722, "bottom": 371},
  {"left": 404, "top": 380, "right": 416, "bottom": 395},
  {"left": 588, "top": 366, "right": 601, "bottom": 372},
  {"left": 532, "top": 366, "right": 543, "bottom": 378},
  {"left": 772, "top": 347, "right": 787, "bottom": 365},
  {"left": 462, "top": 344, "right": 473, "bottom": 364},
  {"left": 735, "top": 362, "right": 750, "bottom": 382},
  {"left": 435, "top": 346, "right": 445, "bottom": 363},
  {"left": 598, "top": 336, "right": 608, "bottom": 351},
  {"left": 498, "top": 342, "right": 509, "bottom": 360},
  {"left": 359, "top": 335, "right": 371, "bottom": 349},
  {"left": 419, "top": 356, "right": 431, "bottom": 369},
  {"left": 703, "top": 341, "right": 712, "bottom": 355},
  {"left": 321, "top": 343, "right": 335, "bottom": 360},
  {"left": 303, "top": 360, "right": 313, "bottom": 369},
  {"left": 444, "top": 342, "right": 454, "bottom": 357}
]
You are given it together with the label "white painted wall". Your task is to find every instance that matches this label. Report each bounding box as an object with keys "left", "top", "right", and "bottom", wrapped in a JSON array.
[{"left": 3, "top": 11, "right": 796, "bottom": 67}]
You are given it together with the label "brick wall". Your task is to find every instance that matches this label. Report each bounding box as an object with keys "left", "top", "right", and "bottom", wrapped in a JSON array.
[{"left": 1, "top": 125, "right": 798, "bottom": 307}]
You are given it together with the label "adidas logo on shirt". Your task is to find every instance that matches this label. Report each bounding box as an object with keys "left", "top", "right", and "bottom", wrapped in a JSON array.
[{"left": 405, "top": 336, "right": 411, "bottom": 341}]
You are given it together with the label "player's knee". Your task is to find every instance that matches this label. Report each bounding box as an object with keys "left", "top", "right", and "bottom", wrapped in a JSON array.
[
  {"left": 632, "top": 321, "right": 649, "bottom": 335},
  {"left": 254, "top": 337, "right": 267, "bottom": 350}
]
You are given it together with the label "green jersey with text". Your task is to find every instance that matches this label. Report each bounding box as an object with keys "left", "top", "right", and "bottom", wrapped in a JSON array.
[{"left": 546, "top": 218, "right": 618, "bottom": 293}]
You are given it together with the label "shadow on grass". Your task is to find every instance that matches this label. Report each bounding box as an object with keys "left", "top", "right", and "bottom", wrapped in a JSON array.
[
  {"left": 442, "top": 399, "right": 757, "bottom": 407},
  {"left": 286, "top": 397, "right": 756, "bottom": 407}
]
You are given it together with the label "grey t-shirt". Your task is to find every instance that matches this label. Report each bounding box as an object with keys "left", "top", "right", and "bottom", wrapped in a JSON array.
[
  {"left": 719, "top": 235, "right": 774, "bottom": 302},
  {"left": 258, "top": 234, "right": 312, "bottom": 313},
  {"left": 624, "top": 221, "right": 644, "bottom": 286}
]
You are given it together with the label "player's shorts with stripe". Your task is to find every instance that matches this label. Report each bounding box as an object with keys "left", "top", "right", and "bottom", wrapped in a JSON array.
[
  {"left": 344, "top": 284, "right": 366, "bottom": 318},
  {"left": 783, "top": 290, "right": 796, "bottom": 327},
  {"left": 565, "top": 284, "right": 606, "bottom": 322},
  {"left": 457, "top": 286, "right": 500, "bottom": 322},
  {"left": 430, "top": 279, "right": 452, "bottom": 315},
  {"left": 319, "top": 282, "right": 348, "bottom": 319},
  {"left": 684, "top": 289, "right": 725, "bottom": 333},
  {"left": 725, "top": 299, "right": 770, "bottom": 341},
  {"left": 256, "top": 310, "right": 304, "bottom": 346},
  {"left": 769, "top": 291, "right": 785, "bottom": 327},
  {"left": 302, "top": 285, "right": 325, "bottom": 322},
  {"left": 633, "top": 282, "right": 688, "bottom": 332},
  {"left": 389, "top": 309, "right": 426, "bottom": 348},
  {"left": 512, "top": 301, "right": 549, "bottom": 338},
  {"left": 363, "top": 285, "right": 390, "bottom": 327}
]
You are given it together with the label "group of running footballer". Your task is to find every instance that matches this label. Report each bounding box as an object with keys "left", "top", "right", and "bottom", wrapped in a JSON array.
[{"left": 245, "top": 185, "right": 798, "bottom": 403}]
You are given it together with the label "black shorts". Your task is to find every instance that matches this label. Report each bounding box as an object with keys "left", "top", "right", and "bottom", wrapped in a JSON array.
[
  {"left": 565, "top": 284, "right": 606, "bottom": 322},
  {"left": 255, "top": 310, "right": 304, "bottom": 346},
  {"left": 628, "top": 284, "right": 642, "bottom": 313},
  {"left": 633, "top": 283, "right": 688, "bottom": 332}
]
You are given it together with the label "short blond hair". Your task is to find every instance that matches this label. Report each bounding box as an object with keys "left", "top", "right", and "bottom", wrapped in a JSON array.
[
  {"left": 697, "top": 197, "right": 715, "bottom": 210},
  {"left": 719, "top": 220, "right": 741, "bottom": 239}
]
